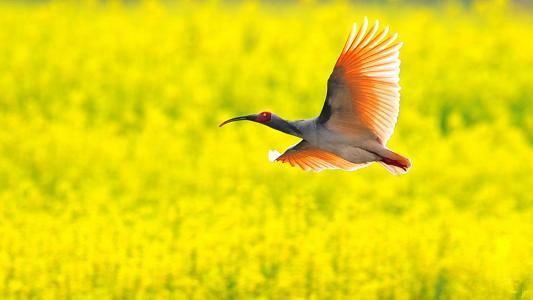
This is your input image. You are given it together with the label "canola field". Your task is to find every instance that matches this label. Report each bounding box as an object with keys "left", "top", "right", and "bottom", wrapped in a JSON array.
[{"left": 0, "top": 1, "right": 532, "bottom": 299}]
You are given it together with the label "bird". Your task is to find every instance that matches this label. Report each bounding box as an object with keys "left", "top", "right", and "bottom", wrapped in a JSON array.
[{"left": 219, "top": 18, "right": 411, "bottom": 174}]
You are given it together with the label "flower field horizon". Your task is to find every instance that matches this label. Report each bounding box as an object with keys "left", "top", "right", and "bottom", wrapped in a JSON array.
[{"left": 0, "top": 1, "right": 531, "bottom": 299}]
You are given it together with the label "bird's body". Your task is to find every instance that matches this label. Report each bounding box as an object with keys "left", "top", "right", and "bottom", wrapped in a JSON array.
[
  {"left": 289, "top": 119, "right": 377, "bottom": 161},
  {"left": 278, "top": 118, "right": 403, "bottom": 171},
  {"left": 220, "top": 18, "right": 411, "bottom": 174}
]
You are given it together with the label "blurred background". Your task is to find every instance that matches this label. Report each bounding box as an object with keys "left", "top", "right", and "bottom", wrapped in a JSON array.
[{"left": 0, "top": 0, "right": 531, "bottom": 299}]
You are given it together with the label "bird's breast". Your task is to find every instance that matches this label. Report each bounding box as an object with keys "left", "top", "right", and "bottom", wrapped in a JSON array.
[{"left": 303, "top": 123, "right": 376, "bottom": 152}]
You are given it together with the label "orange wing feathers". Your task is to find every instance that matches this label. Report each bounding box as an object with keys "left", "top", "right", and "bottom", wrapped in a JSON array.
[
  {"left": 273, "top": 141, "right": 370, "bottom": 172},
  {"left": 333, "top": 18, "right": 402, "bottom": 144}
]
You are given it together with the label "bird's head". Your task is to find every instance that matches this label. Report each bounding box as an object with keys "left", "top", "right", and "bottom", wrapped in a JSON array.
[
  {"left": 219, "top": 111, "right": 302, "bottom": 138},
  {"left": 219, "top": 111, "right": 273, "bottom": 127}
]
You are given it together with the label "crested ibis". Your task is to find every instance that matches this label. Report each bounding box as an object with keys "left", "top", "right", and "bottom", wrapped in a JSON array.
[{"left": 220, "top": 18, "right": 411, "bottom": 174}]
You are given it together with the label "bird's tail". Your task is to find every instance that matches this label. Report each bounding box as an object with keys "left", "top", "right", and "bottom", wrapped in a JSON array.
[{"left": 378, "top": 150, "right": 411, "bottom": 175}]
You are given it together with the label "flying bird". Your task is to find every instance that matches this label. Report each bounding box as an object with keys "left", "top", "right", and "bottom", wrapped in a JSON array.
[{"left": 220, "top": 18, "right": 411, "bottom": 174}]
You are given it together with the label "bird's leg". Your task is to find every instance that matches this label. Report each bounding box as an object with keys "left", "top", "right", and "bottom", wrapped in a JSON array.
[
  {"left": 373, "top": 147, "right": 411, "bottom": 171},
  {"left": 380, "top": 156, "right": 409, "bottom": 171}
]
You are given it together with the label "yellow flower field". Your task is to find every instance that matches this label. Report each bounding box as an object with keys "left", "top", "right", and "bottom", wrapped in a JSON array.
[{"left": 0, "top": 1, "right": 532, "bottom": 299}]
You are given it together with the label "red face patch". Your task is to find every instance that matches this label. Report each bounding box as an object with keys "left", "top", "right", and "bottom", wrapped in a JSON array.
[{"left": 256, "top": 111, "right": 272, "bottom": 123}]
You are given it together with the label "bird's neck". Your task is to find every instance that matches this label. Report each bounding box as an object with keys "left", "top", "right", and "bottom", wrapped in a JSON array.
[{"left": 266, "top": 118, "right": 303, "bottom": 138}]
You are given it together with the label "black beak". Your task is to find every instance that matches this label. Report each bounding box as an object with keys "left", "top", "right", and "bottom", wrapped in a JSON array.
[{"left": 219, "top": 114, "right": 257, "bottom": 127}]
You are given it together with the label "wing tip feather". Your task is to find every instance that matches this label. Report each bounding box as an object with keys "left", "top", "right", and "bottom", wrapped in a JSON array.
[{"left": 331, "top": 19, "right": 403, "bottom": 145}]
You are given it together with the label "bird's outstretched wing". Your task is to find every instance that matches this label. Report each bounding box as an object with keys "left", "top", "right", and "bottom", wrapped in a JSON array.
[
  {"left": 271, "top": 140, "right": 370, "bottom": 172},
  {"left": 318, "top": 18, "right": 402, "bottom": 145}
]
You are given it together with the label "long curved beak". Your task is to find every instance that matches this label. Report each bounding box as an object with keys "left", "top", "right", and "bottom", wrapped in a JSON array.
[{"left": 219, "top": 114, "right": 257, "bottom": 127}]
